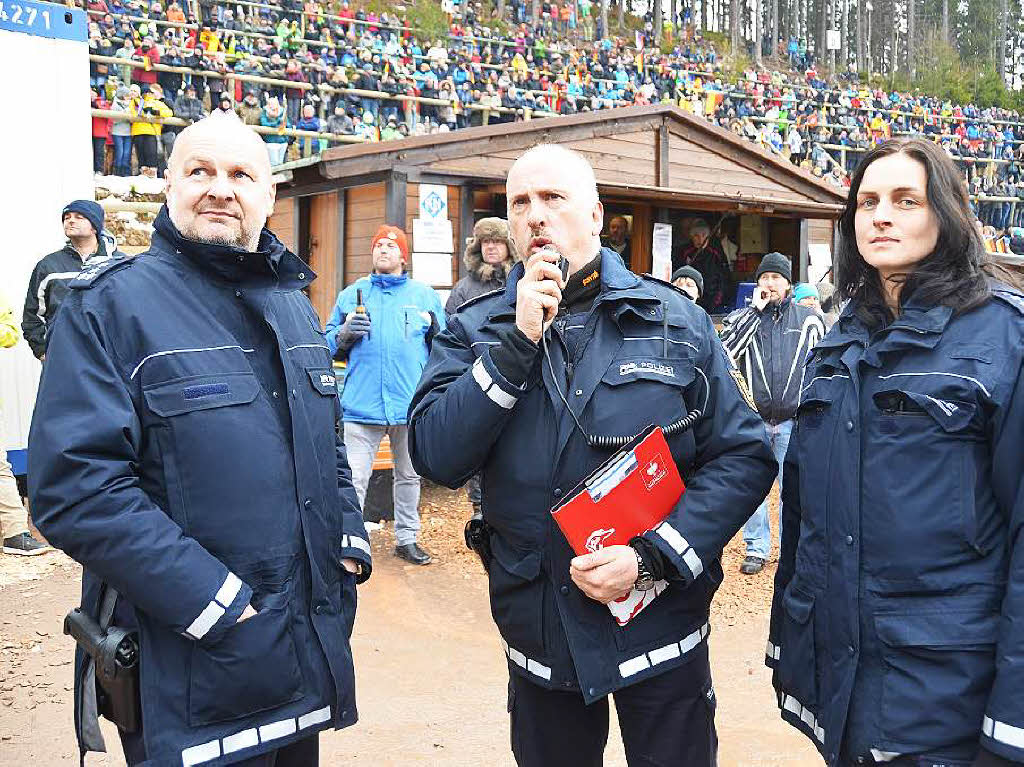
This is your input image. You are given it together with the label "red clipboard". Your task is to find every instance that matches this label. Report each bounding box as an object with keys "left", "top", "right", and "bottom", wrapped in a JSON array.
[
  {"left": 551, "top": 425, "right": 685, "bottom": 556},
  {"left": 550, "top": 426, "right": 686, "bottom": 626}
]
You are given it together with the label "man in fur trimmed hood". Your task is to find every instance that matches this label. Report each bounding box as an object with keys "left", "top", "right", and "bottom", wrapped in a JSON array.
[
  {"left": 445, "top": 217, "right": 517, "bottom": 316},
  {"left": 444, "top": 217, "right": 517, "bottom": 520}
]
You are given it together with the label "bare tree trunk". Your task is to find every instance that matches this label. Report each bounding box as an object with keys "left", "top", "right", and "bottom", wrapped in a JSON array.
[
  {"left": 601, "top": 0, "right": 609, "bottom": 37},
  {"left": 817, "top": 0, "right": 827, "bottom": 66},
  {"left": 996, "top": 0, "right": 1008, "bottom": 77},
  {"left": 730, "top": 0, "right": 740, "bottom": 54},
  {"left": 755, "top": 0, "right": 763, "bottom": 62},
  {"left": 771, "top": 0, "right": 779, "bottom": 58},
  {"left": 618, "top": 0, "right": 625, "bottom": 29},
  {"left": 840, "top": 0, "right": 848, "bottom": 71},
  {"left": 655, "top": 0, "right": 663, "bottom": 48},
  {"left": 906, "top": 0, "right": 914, "bottom": 74},
  {"left": 889, "top": 5, "right": 898, "bottom": 74},
  {"left": 497, "top": 0, "right": 506, "bottom": 20},
  {"left": 532, "top": 0, "right": 540, "bottom": 23},
  {"left": 855, "top": 0, "right": 863, "bottom": 72},
  {"left": 941, "top": 0, "right": 948, "bottom": 42}
]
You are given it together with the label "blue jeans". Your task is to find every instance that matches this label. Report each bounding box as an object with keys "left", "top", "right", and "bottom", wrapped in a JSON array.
[
  {"left": 743, "top": 419, "right": 792, "bottom": 559},
  {"left": 112, "top": 135, "right": 132, "bottom": 176}
]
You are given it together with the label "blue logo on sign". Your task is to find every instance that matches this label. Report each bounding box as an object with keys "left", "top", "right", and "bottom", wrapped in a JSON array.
[{"left": 422, "top": 191, "right": 445, "bottom": 218}]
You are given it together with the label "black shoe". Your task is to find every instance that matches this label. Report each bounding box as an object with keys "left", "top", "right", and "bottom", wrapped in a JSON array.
[
  {"left": 739, "top": 555, "right": 766, "bottom": 575},
  {"left": 395, "top": 543, "right": 433, "bottom": 566},
  {"left": 2, "top": 532, "right": 51, "bottom": 556}
]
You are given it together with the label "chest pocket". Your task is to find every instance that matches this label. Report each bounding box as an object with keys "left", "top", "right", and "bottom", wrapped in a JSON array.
[
  {"left": 592, "top": 356, "right": 696, "bottom": 450},
  {"left": 144, "top": 371, "right": 259, "bottom": 417},
  {"left": 872, "top": 388, "right": 977, "bottom": 435},
  {"left": 142, "top": 371, "right": 264, "bottom": 534},
  {"left": 603, "top": 357, "right": 695, "bottom": 388},
  {"left": 401, "top": 306, "right": 433, "bottom": 339}
]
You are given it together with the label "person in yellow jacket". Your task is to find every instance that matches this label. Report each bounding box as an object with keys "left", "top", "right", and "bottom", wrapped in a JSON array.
[
  {"left": 130, "top": 83, "right": 172, "bottom": 176},
  {"left": 0, "top": 293, "right": 49, "bottom": 556}
]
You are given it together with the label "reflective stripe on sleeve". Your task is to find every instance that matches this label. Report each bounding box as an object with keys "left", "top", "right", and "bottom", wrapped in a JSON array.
[
  {"left": 341, "top": 534, "right": 371, "bottom": 556},
  {"left": 472, "top": 357, "right": 517, "bottom": 409},
  {"left": 766, "top": 640, "right": 781, "bottom": 661},
  {"left": 653, "top": 522, "right": 704, "bottom": 579},
  {"left": 985, "top": 715, "right": 1024, "bottom": 749},
  {"left": 184, "top": 571, "right": 243, "bottom": 640},
  {"left": 184, "top": 602, "right": 225, "bottom": 641}
]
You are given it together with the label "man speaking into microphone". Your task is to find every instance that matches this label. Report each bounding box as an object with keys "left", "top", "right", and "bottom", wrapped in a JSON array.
[{"left": 408, "top": 145, "right": 774, "bottom": 767}]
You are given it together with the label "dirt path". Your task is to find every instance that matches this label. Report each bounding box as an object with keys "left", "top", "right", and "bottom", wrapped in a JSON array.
[{"left": 0, "top": 485, "right": 818, "bottom": 766}]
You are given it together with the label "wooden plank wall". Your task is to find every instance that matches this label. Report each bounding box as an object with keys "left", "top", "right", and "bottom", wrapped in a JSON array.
[
  {"left": 267, "top": 196, "right": 296, "bottom": 253},
  {"left": 808, "top": 218, "right": 835, "bottom": 249},
  {"left": 666, "top": 134, "right": 799, "bottom": 199},
  {"left": 344, "top": 183, "right": 385, "bottom": 285},
  {"left": 426, "top": 131, "right": 657, "bottom": 188},
  {"left": 308, "top": 192, "right": 338, "bottom": 325}
]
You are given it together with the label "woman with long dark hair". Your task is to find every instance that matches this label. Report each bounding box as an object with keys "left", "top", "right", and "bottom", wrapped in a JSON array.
[{"left": 766, "top": 138, "right": 1024, "bottom": 767}]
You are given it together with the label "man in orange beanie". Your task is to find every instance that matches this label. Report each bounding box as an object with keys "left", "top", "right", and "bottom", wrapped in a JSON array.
[{"left": 325, "top": 225, "right": 445, "bottom": 565}]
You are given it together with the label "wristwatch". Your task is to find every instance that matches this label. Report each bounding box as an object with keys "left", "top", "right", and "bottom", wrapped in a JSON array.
[{"left": 632, "top": 545, "right": 656, "bottom": 592}]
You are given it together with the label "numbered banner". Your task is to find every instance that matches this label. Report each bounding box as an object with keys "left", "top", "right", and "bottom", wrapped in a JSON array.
[{"left": 0, "top": 0, "right": 87, "bottom": 39}]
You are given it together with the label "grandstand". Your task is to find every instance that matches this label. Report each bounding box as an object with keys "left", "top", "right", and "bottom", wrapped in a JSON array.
[{"left": 81, "top": 0, "right": 1023, "bottom": 246}]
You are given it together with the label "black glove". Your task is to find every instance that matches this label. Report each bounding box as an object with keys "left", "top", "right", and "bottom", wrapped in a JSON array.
[{"left": 336, "top": 311, "right": 371, "bottom": 351}]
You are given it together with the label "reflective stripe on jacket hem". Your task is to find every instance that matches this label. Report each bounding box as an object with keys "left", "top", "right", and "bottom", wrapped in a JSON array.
[
  {"left": 501, "top": 638, "right": 552, "bottom": 681},
  {"left": 618, "top": 621, "right": 710, "bottom": 679},
  {"left": 778, "top": 689, "right": 825, "bottom": 745},
  {"left": 181, "top": 704, "right": 331, "bottom": 765}
]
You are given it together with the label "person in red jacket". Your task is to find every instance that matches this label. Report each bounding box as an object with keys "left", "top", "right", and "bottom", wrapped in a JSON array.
[
  {"left": 91, "top": 89, "right": 111, "bottom": 174},
  {"left": 132, "top": 36, "right": 161, "bottom": 92}
]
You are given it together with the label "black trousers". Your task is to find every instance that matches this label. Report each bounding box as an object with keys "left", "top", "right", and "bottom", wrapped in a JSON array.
[
  {"left": 508, "top": 643, "right": 717, "bottom": 767},
  {"left": 134, "top": 134, "right": 159, "bottom": 169},
  {"left": 121, "top": 730, "right": 319, "bottom": 766}
]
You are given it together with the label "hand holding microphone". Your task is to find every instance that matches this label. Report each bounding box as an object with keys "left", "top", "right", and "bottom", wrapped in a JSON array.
[{"left": 516, "top": 245, "right": 568, "bottom": 344}]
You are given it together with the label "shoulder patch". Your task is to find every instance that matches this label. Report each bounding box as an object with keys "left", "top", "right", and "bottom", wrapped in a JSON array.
[
  {"left": 69, "top": 256, "right": 134, "bottom": 289},
  {"left": 992, "top": 288, "right": 1024, "bottom": 316},
  {"left": 453, "top": 287, "right": 505, "bottom": 313}
]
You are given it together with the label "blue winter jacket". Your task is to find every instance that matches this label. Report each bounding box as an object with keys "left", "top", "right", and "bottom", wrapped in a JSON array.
[
  {"left": 324, "top": 272, "right": 445, "bottom": 426},
  {"left": 408, "top": 249, "right": 775, "bottom": 702},
  {"left": 767, "top": 287, "right": 1024, "bottom": 765},
  {"left": 29, "top": 208, "right": 371, "bottom": 767}
]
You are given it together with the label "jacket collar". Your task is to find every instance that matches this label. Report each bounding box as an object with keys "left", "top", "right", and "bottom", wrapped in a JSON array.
[
  {"left": 502, "top": 246, "right": 657, "bottom": 310},
  {"left": 152, "top": 206, "right": 314, "bottom": 290},
  {"left": 369, "top": 271, "right": 409, "bottom": 288}
]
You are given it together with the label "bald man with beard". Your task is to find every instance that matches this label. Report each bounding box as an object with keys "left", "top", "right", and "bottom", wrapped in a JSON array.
[{"left": 29, "top": 111, "right": 371, "bottom": 767}]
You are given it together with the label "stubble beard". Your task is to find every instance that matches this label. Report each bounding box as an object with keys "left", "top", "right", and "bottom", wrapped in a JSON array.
[{"left": 176, "top": 212, "right": 259, "bottom": 252}]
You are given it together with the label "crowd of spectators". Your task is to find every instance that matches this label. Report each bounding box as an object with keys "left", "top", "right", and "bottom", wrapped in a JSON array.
[{"left": 84, "top": 0, "right": 1024, "bottom": 233}]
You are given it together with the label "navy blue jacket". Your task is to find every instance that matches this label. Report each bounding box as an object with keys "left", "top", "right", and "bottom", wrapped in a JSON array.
[
  {"left": 409, "top": 249, "right": 775, "bottom": 702},
  {"left": 767, "top": 287, "right": 1024, "bottom": 765},
  {"left": 29, "top": 209, "right": 371, "bottom": 767}
]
